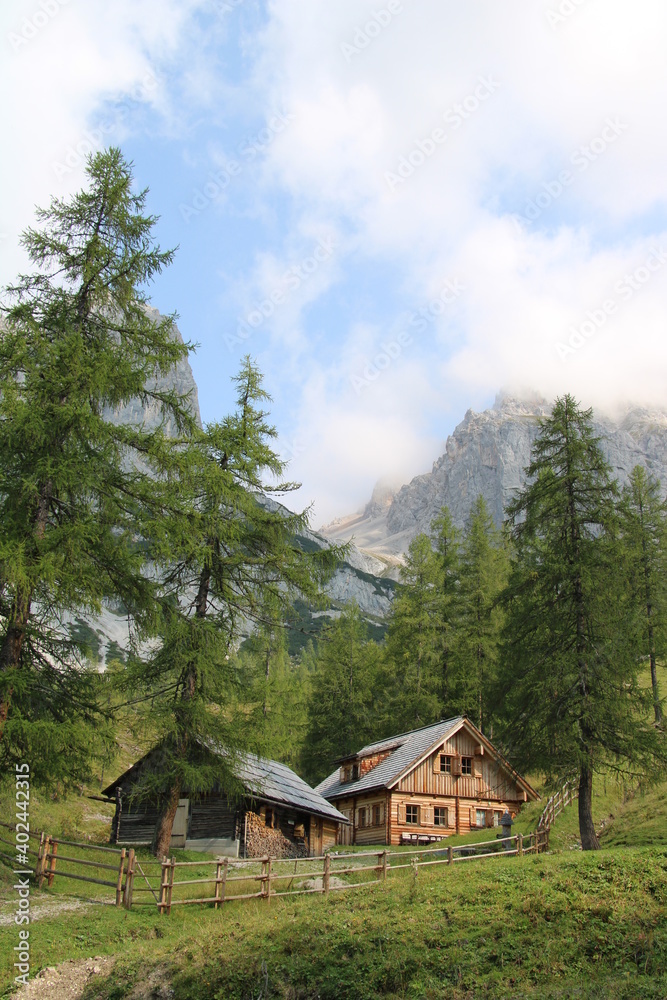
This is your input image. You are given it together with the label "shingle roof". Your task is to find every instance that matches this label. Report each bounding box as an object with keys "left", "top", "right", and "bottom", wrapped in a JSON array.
[
  {"left": 104, "top": 745, "right": 348, "bottom": 824},
  {"left": 234, "top": 752, "right": 348, "bottom": 823},
  {"left": 316, "top": 717, "right": 463, "bottom": 800}
]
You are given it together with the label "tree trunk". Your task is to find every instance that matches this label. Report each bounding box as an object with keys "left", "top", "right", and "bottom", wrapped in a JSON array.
[
  {"left": 0, "top": 480, "right": 51, "bottom": 738},
  {"left": 578, "top": 763, "right": 599, "bottom": 850},
  {"left": 152, "top": 780, "right": 182, "bottom": 858},
  {"left": 0, "top": 589, "right": 32, "bottom": 739}
]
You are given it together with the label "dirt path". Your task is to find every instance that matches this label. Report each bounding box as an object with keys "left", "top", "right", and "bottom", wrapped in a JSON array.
[
  {"left": 0, "top": 898, "right": 96, "bottom": 926},
  {"left": 15, "top": 957, "right": 115, "bottom": 999}
]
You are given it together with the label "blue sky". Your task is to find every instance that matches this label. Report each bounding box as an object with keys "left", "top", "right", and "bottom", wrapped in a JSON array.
[{"left": 3, "top": 0, "right": 667, "bottom": 522}]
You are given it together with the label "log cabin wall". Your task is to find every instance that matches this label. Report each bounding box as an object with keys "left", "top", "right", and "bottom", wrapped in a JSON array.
[
  {"left": 329, "top": 727, "right": 528, "bottom": 846},
  {"left": 189, "top": 794, "right": 238, "bottom": 840},
  {"left": 396, "top": 730, "right": 519, "bottom": 802},
  {"left": 332, "top": 793, "right": 389, "bottom": 845}
]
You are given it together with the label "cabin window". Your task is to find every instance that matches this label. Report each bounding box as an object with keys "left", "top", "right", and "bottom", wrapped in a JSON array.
[
  {"left": 461, "top": 756, "right": 473, "bottom": 776},
  {"left": 405, "top": 805, "right": 419, "bottom": 825},
  {"left": 265, "top": 808, "right": 274, "bottom": 828},
  {"left": 476, "top": 808, "right": 487, "bottom": 828},
  {"left": 358, "top": 806, "right": 368, "bottom": 828},
  {"left": 494, "top": 811, "right": 502, "bottom": 827},
  {"left": 439, "top": 754, "right": 452, "bottom": 774},
  {"left": 372, "top": 804, "right": 384, "bottom": 826},
  {"left": 434, "top": 807, "right": 448, "bottom": 827}
]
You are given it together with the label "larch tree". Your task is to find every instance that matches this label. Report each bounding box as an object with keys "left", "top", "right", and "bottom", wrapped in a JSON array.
[
  {"left": 619, "top": 465, "right": 666, "bottom": 726},
  {"left": 499, "top": 396, "right": 666, "bottom": 849},
  {"left": 300, "top": 603, "right": 385, "bottom": 786},
  {"left": 0, "top": 148, "right": 194, "bottom": 785},
  {"left": 124, "top": 359, "right": 340, "bottom": 857},
  {"left": 384, "top": 533, "right": 442, "bottom": 728},
  {"left": 429, "top": 506, "right": 462, "bottom": 715},
  {"left": 456, "top": 496, "right": 508, "bottom": 734}
]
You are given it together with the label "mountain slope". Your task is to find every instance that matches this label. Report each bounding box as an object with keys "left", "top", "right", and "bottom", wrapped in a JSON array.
[{"left": 321, "top": 393, "right": 667, "bottom": 559}]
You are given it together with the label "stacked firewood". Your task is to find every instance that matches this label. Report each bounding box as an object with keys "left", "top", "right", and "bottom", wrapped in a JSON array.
[{"left": 245, "top": 811, "right": 308, "bottom": 859}]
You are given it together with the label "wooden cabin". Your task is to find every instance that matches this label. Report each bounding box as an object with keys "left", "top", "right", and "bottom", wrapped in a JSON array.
[
  {"left": 315, "top": 717, "right": 538, "bottom": 846},
  {"left": 103, "top": 748, "right": 347, "bottom": 858}
]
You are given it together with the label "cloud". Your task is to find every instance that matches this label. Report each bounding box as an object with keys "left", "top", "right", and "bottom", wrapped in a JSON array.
[
  {"left": 0, "top": 0, "right": 210, "bottom": 287},
  {"left": 239, "top": 0, "right": 667, "bottom": 514}
]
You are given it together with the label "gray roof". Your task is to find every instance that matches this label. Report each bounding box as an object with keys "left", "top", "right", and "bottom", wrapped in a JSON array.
[
  {"left": 235, "top": 752, "right": 348, "bottom": 824},
  {"left": 316, "top": 718, "right": 463, "bottom": 800},
  {"left": 104, "top": 744, "right": 348, "bottom": 824}
]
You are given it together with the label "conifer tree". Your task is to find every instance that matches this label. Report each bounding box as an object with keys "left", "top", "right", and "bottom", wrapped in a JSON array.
[
  {"left": 301, "top": 604, "right": 385, "bottom": 785},
  {"left": 456, "top": 496, "right": 508, "bottom": 733},
  {"left": 384, "top": 534, "right": 442, "bottom": 727},
  {"left": 0, "top": 148, "right": 193, "bottom": 784},
  {"left": 499, "top": 396, "right": 666, "bottom": 849},
  {"left": 619, "top": 466, "right": 666, "bottom": 725},
  {"left": 126, "top": 359, "right": 339, "bottom": 856},
  {"left": 429, "top": 507, "right": 462, "bottom": 714}
]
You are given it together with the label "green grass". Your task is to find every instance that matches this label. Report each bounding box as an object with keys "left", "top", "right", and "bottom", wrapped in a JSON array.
[
  {"left": 2, "top": 768, "right": 667, "bottom": 997},
  {"left": 1, "top": 848, "right": 665, "bottom": 999}
]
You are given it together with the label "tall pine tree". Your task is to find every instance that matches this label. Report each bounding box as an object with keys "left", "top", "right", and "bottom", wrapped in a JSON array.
[
  {"left": 457, "top": 496, "right": 508, "bottom": 733},
  {"left": 499, "top": 396, "right": 666, "bottom": 849},
  {"left": 0, "top": 148, "right": 194, "bottom": 785},
  {"left": 619, "top": 466, "right": 666, "bottom": 725},
  {"left": 125, "top": 359, "right": 339, "bottom": 856}
]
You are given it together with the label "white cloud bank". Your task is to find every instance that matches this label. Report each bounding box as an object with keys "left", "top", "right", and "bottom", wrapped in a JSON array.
[{"left": 245, "top": 0, "right": 667, "bottom": 520}]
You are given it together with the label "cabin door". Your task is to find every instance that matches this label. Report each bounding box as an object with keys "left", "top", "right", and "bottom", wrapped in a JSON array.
[{"left": 170, "top": 798, "right": 190, "bottom": 848}]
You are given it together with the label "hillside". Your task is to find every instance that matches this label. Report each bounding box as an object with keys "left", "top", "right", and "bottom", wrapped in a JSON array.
[{"left": 321, "top": 393, "right": 667, "bottom": 559}]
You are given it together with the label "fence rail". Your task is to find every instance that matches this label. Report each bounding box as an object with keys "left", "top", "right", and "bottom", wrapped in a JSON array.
[
  {"left": 537, "top": 781, "right": 578, "bottom": 832},
  {"left": 0, "top": 821, "right": 549, "bottom": 914}
]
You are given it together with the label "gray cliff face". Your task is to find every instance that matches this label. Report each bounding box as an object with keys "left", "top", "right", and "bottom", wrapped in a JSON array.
[
  {"left": 105, "top": 307, "right": 201, "bottom": 432},
  {"left": 321, "top": 394, "right": 667, "bottom": 565},
  {"left": 386, "top": 395, "right": 667, "bottom": 539}
]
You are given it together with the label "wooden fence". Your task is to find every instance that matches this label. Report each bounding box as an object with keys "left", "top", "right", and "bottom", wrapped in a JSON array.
[
  {"left": 537, "top": 781, "right": 578, "bottom": 832},
  {"left": 0, "top": 821, "right": 549, "bottom": 914}
]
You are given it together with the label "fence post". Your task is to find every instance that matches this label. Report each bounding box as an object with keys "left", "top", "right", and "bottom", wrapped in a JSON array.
[
  {"left": 115, "top": 848, "right": 126, "bottom": 906},
  {"left": 123, "top": 849, "right": 135, "bottom": 910},
  {"left": 447, "top": 845, "right": 453, "bottom": 866},
  {"left": 47, "top": 840, "right": 58, "bottom": 887},
  {"left": 323, "top": 852, "right": 330, "bottom": 896},
  {"left": 517, "top": 833, "right": 523, "bottom": 857},
  {"left": 36, "top": 833, "right": 47, "bottom": 887},
  {"left": 266, "top": 857, "right": 272, "bottom": 905},
  {"left": 166, "top": 858, "right": 176, "bottom": 915},
  {"left": 213, "top": 858, "right": 222, "bottom": 910},
  {"left": 158, "top": 856, "right": 169, "bottom": 915},
  {"left": 381, "top": 850, "right": 388, "bottom": 882}
]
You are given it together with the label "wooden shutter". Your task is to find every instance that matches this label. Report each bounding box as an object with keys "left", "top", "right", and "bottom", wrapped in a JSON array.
[
  {"left": 469, "top": 807, "right": 476, "bottom": 828},
  {"left": 398, "top": 802, "right": 405, "bottom": 824},
  {"left": 421, "top": 806, "right": 431, "bottom": 826},
  {"left": 451, "top": 755, "right": 462, "bottom": 777},
  {"left": 433, "top": 754, "right": 441, "bottom": 773}
]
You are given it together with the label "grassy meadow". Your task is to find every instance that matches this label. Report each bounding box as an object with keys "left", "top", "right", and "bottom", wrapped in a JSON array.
[{"left": 1, "top": 775, "right": 667, "bottom": 999}]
